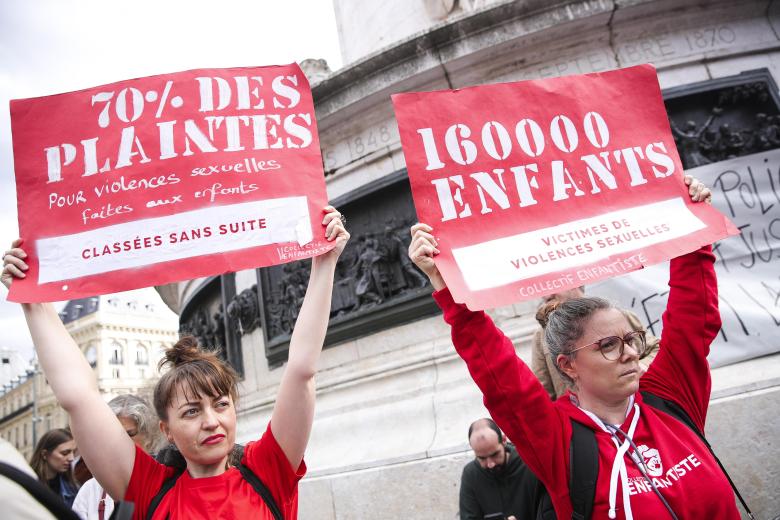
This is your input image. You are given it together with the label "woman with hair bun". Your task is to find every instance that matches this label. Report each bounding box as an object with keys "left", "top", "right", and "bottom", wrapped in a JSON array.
[
  {"left": 408, "top": 177, "right": 743, "bottom": 519},
  {"left": 531, "top": 287, "right": 661, "bottom": 401},
  {"left": 3, "top": 206, "right": 348, "bottom": 519}
]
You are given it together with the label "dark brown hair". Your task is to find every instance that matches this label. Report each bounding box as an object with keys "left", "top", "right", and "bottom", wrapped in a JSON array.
[
  {"left": 29, "top": 428, "right": 75, "bottom": 484},
  {"left": 153, "top": 336, "right": 239, "bottom": 421},
  {"left": 535, "top": 299, "right": 562, "bottom": 328}
]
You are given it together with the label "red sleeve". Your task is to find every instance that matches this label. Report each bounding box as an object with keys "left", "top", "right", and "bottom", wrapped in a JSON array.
[
  {"left": 640, "top": 245, "right": 720, "bottom": 431},
  {"left": 433, "top": 289, "right": 566, "bottom": 489},
  {"left": 124, "top": 444, "right": 176, "bottom": 520},
  {"left": 242, "top": 423, "right": 306, "bottom": 517}
]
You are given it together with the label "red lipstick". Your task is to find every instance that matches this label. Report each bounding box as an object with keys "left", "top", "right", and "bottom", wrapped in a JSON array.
[{"left": 202, "top": 434, "right": 225, "bottom": 445}]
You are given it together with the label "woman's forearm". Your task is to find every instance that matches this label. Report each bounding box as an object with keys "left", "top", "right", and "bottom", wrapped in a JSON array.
[
  {"left": 271, "top": 206, "right": 346, "bottom": 467},
  {"left": 270, "top": 253, "right": 338, "bottom": 468},
  {"left": 434, "top": 288, "right": 563, "bottom": 483},
  {"left": 286, "top": 255, "right": 336, "bottom": 378},
  {"left": 22, "top": 302, "right": 98, "bottom": 409}
]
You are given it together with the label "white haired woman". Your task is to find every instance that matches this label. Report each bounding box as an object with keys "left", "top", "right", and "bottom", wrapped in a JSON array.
[{"left": 72, "top": 394, "right": 159, "bottom": 520}]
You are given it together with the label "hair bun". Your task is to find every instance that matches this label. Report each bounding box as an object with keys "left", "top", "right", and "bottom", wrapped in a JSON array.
[
  {"left": 160, "top": 335, "right": 203, "bottom": 369},
  {"left": 535, "top": 299, "right": 561, "bottom": 328}
]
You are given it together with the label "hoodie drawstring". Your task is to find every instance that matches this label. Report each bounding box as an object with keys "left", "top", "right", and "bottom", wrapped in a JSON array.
[{"left": 578, "top": 401, "right": 641, "bottom": 520}]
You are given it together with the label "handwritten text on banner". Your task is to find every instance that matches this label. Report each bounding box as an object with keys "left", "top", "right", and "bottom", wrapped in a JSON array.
[{"left": 591, "top": 150, "right": 780, "bottom": 368}]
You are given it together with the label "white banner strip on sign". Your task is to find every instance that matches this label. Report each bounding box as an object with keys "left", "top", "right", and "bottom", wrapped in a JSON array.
[
  {"left": 37, "top": 197, "right": 312, "bottom": 283},
  {"left": 452, "top": 197, "right": 705, "bottom": 291}
]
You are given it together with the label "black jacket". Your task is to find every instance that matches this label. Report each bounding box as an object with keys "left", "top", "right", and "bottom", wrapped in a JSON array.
[{"left": 459, "top": 443, "right": 545, "bottom": 520}]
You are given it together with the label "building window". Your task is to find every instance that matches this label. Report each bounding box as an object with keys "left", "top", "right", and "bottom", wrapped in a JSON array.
[
  {"left": 113, "top": 368, "right": 121, "bottom": 379},
  {"left": 135, "top": 345, "right": 148, "bottom": 365},
  {"left": 109, "top": 343, "right": 123, "bottom": 365}
]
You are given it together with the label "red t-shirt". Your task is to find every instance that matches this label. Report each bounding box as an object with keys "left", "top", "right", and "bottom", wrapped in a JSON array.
[{"left": 125, "top": 424, "right": 305, "bottom": 519}]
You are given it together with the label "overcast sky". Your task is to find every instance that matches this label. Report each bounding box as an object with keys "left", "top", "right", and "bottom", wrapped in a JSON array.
[{"left": 0, "top": 0, "right": 343, "bottom": 362}]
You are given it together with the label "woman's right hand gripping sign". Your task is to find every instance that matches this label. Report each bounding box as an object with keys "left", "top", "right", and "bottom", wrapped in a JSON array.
[
  {"left": 408, "top": 223, "right": 447, "bottom": 291},
  {"left": 2, "top": 238, "right": 27, "bottom": 289}
]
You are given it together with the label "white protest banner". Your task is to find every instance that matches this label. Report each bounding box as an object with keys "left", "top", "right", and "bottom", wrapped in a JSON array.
[{"left": 590, "top": 149, "right": 780, "bottom": 367}]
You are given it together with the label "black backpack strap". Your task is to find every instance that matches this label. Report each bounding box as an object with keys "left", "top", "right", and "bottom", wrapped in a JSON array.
[
  {"left": 640, "top": 392, "right": 703, "bottom": 440},
  {"left": 145, "top": 467, "right": 184, "bottom": 520},
  {"left": 0, "top": 461, "right": 82, "bottom": 520},
  {"left": 535, "top": 485, "right": 557, "bottom": 520},
  {"left": 641, "top": 391, "right": 755, "bottom": 520},
  {"left": 569, "top": 420, "right": 598, "bottom": 520},
  {"left": 238, "top": 461, "right": 284, "bottom": 520},
  {"left": 107, "top": 501, "right": 135, "bottom": 520}
]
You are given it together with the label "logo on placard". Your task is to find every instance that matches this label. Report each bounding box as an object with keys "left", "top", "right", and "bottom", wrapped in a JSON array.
[{"left": 636, "top": 445, "right": 663, "bottom": 477}]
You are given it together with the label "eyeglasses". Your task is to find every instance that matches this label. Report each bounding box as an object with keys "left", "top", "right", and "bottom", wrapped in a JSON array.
[{"left": 570, "top": 330, "right": 647, "bottom": 361}]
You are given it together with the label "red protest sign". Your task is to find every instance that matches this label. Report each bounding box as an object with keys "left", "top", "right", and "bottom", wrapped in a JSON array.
[
  {"left": 392, "top": 64, "right": 738, "bottom": 310},
  {"left": 9, "top": 64, "right": 332, "bottom": 303}
]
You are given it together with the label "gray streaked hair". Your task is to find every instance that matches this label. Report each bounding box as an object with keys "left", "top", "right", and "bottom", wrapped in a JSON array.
[
  {"left": 108, "top": 394, "right": 158, "bottom": 451},
  {"left": 542, "top": 296, "right": 615, "bottom": 385}
]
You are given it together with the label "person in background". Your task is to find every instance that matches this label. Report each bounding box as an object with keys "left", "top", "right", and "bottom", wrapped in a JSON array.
[
  {"left": 531, "top": 287, "right": 660, "bottom": 400},
  {"left": 459, "top": 418, "right": 544, "bottom": 520},
  {"left": 72, "top": 394, "right": 159, "bottom": 520},
  {"left": 29, "top": 428, "right": 79, "bottom": 507},
  {"left": 1, "top": 436, "right": 61, "bottom": 519},
  {"left": 72, "top": 455, "right": 93, "bottom": 487}
]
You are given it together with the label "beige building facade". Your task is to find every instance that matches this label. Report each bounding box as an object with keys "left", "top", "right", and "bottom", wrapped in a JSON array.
[{"left": 0, "top": 289, "right": 178, "bottom": 460}]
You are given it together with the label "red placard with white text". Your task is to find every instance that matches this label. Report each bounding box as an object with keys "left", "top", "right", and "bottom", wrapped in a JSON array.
[
  {"left": 392, "top": 64, "right": 738, "bottom": 310},
  {"left": 9, "top": 64, "right": 332, "bottom": 303}
]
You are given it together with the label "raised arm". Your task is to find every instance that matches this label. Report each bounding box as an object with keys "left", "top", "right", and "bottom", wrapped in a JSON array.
[
  {"left": 640, "top": 176, "right": 720, "bottom": 430},
  {"left": 408, "top": 225, "right": 564, "bottom": 484},
  {"left": 270, "top": 207, "right": 348, "bottom": 469},
  {"left": 2, "top": 239, "right": 136, "bottom": 500}
]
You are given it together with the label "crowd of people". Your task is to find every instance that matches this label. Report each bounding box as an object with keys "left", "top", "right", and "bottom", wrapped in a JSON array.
[{"left": 0, "top": 178, "right": 753, "bottom": 519}]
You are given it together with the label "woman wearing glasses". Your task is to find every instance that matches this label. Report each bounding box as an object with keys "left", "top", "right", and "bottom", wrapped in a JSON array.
[{"left": 408, "top": 176, "right": 741, "bottom": 520}]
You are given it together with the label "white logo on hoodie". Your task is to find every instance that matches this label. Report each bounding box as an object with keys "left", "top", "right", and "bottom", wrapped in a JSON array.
[{"left": 636, "top": 445, "right": 663, "bottom": 477}]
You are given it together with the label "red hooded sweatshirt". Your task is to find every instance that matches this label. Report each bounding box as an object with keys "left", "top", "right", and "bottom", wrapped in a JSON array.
[{"left": 434, "top": 246, "right": 740, "bottom": 519}]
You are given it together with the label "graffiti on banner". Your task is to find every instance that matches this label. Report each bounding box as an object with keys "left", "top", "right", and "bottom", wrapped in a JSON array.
[{"left": 591, "top": 149, "right": 780, "bottom": 367}]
